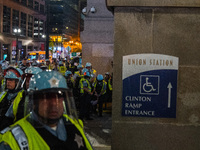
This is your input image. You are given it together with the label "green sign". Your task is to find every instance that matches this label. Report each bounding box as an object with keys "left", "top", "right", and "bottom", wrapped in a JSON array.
[{"left": 71, "top": 52, "right": 76, "bottom": 56}]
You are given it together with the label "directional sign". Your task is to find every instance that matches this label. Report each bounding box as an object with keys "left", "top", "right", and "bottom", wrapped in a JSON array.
[{"left": 122, "top": 54, "right": 179, "bottom": 118}]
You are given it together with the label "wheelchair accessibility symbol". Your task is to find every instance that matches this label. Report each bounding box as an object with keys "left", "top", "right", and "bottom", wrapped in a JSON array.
[{"left": 140, "top": 75, "right": 160, "bottom": 95}]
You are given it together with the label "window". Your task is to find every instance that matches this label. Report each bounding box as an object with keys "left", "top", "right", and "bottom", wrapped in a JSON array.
[
  {"left": 28, "top": 0, "right": 33, "bottom": 8},
  {"left": 34, "top": 18, "right": 39, "bottom": 38},
  {"left": 28, "top": 15, "right": 33, "bottom": 37},
  {"left": 39, "top": 20, "right": 44, "bottom": 38},
  {"left": 28, "top": 46, "right": 33, "bottom": 51},
  {"left": 3, "top": 6, "right": 11, "bottom": 33},
  {"left": 12, "top": 10, "right": 19, "bottom": 32},
  {"left": 34, "top": 1, "right": 39, "bottom": 11},
  {"left": 21, "top": 12, "right": 27, "bottom": 36},
  {"left": 40, "top": 4, "right": 45, "bottom": 13},
  {"left": 21, "top": 0, "right": 27, "bottom": 6}
]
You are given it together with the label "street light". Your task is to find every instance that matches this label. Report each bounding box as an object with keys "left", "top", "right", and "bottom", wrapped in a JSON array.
[
  {"left": 13, "top": 28, "right": 21, "bottom": 61},
  {"left": 42, "top": 34, "right": 46, "bottom": 38}
]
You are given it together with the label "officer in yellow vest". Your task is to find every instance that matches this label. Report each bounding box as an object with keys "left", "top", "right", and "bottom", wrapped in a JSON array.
[
  {"left": 58, "top": 61, "right": 67, "bottom": 75},
  {"left": 85, "top": 62, "right": 96, "bottom": 76},
  {"left": 92, "top": 74, "right": 107, "bottom": 117},
  {"left": 64, "top": 70, "right": 74, "bottom": 89},
  {"left": 79, "top": 71, "right": 93, "bottom": 120},
  {"left": 0, "top": 71, "right": 93, "bottom": 150},
  {"left": 45, "top": 59, "right": 52, "bottom": 70},
  {"left": 73, "top": 65, "right": 84, "bottom": 93},
  {"left": 0, "top": 67, "right": 24, "bottom": 130},
  {"left": 73, "top": 64, "right": 84, "bottom": 81},
  {"left": 104, "top": 72, "right": 113, "bottom": 107}
]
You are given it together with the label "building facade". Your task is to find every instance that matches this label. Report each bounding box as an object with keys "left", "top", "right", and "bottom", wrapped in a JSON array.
[
  {"left": 80, "top": 0, "right": 114, "bottom": 74},
  {"left": 48, "top": 0, "right": 86, "bottom": 59},
  {"left": 0, "top": 0, "right": 46, "bottom": 61}
]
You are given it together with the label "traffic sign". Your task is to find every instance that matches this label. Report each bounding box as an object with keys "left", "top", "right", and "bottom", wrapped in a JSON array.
[
  {"left": 122, "top": 54, "right": 179, "bottom": 118},
  {"left": 71, "top": 52, "right": 76, "bottom": 56}
]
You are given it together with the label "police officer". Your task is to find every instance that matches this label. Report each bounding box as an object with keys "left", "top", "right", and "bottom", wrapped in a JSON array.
[
  {"left": 65, "top": 70, "right": 74, "bottom": 89},
  {"left": 0, "top": 71, "right": 93, "bottom": 150},
  {"left": 73, "top": 64, "right": 84, "bottom": 81},
  {"left": 19, "top": 58, "right": 28, "bottom": 72},
  {"left": 0, "top": 67, "right": 24, "bottom": 130},
  {"left": 93, "top": 74, "right": 107, "bottom": 117},
  {"left": 85, "top": 62, "right": 96, "bottom": 76},
  {"left": 72, "top": 65, "right": 84, "bottom": 111},
  {"left": 58, "top": 61, "right": 67, "bottom": 75},
  {"left": 79, "top": 71, "right": 93, "bottom": 120},
  {"left": 45, "top": 59, "right": 52, "bottom": 70},
  {"left": 104, "top": 72, "right": 113, "bottom": 109}
]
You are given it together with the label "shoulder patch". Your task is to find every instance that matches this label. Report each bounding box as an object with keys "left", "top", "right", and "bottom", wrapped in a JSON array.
[{"left": 11, "top": 125, "right": 29, "bottom": 150}]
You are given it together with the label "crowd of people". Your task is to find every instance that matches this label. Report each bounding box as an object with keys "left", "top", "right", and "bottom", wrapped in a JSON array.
[{"left": 0, "top": 57, "right": 112, "bottom": 149}]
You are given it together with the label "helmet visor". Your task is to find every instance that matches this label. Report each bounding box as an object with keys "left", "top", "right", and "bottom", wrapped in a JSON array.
[{"left": 25, "top": 89, "right": 78, "bottom": 126}]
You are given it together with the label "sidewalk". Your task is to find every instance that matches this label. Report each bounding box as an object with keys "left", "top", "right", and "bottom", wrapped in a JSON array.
[{"left": 84, "top": 111, "right": 112, "bottom": 150}]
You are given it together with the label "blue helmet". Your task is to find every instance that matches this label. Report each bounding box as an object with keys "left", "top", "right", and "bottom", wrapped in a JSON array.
[
  {"left": 105, "top": 72, "right": 110, "bottom": 75},
  {"left": 77, "top": 64, "right": 84, "bottom": 70},
  {"left": 65, "top": 70, "right": 72, "bottom": 77},
  {"left": 1, "top": 61, "right": 9, "bottom": 71},
  {"left": 26, "top": 70, "right": 81, "bottom": 125},
  {"left": 16, "top": 68, "right": 23, "bottom": 75},
  {"left": 24, "top": 66, "right": 42, "bottom": 75},
  {"left": 85, "top": 62, "right": 91, "bottom": 68},
  {"left": 84, "top": 71, "right": 90, "bottom": 77},
  {"left": 82, "top": 68, "right": 88, "bottom": 75},
  {"left": 4, "top": 67, "right": 23, "bottom": 90},
  {"left": 4, "top": 67, "right": 22, "bottom": 80},
  {"left": 97, "top": 74, "right": 103, "bottom": 81},
  {"left": 4, "top": 71, "right": 20, "bottom": 80},
  {"left": 28, "top": 71, "right": 68, "bottom": 91},
  {"left": 0, "top": 60, "right": 3, "bottom": 65},
  {"left": 59, "top": 61, "right": 63, "bottom": 65},
  {"left": 22, "top": 67, "right": 42, "bottom": 90},
  {"left": 31, "top": 62, "right": 38, "bottom": 66}
]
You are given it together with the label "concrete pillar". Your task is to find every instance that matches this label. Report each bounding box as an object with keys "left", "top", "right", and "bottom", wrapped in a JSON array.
[{"left": 106, "top": 0, "right": 200, "bottom": 150}]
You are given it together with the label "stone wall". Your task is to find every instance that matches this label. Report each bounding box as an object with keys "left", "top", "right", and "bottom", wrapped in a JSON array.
[{"left": 107, "top": 1, "right": 200, "bottom": 150}]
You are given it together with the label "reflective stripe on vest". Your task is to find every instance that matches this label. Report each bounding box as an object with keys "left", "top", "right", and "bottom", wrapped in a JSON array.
[
  {"left": 0, "top": 115, "right": 93, "bottom": 150},
  {"left": 91, "top": 69, "right": 96, "bottom": 75},
  {"left": 13, "top": 90, "right": 24, "bottom": 121},
  {"left": 79, "top": 78, "right": 91, "bottom": 94},
  {"left": 58, "top": 66, "right": 67, "bottom": 75},
  {"left": 0, "top": 91, "right": 7, "bottom": 103},
  {"left": 94, "top": 80, "right": 106, "bottom": 95},
  {"left": 74, "top": 71, "right": 80, "bottom": 76},
  {"left": 11, "top": 125, "right": 29, "bottom": 150},
  {"left": 0, "top": 115, "right": 50, "bottom": 150},
  {"left": 48, "top": 65, "right": 52, "bottom": 70},
  {"left": 79, "top": 78, "right": 84, "bottom": 93},
  {"left": 108, "top": 79, "right": 112, "bottom": 91},
  {"left": 63, "top": 114, "right": 93, "bottom": 150}
]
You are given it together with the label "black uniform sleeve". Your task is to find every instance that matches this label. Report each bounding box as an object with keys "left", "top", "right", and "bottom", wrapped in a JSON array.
[{"left": 0, "top": 142, "right": 12, "bottom": 150}]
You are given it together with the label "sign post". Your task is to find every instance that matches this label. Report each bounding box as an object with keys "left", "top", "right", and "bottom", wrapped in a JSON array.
[{"left": 122, "top": 54, "right": 179, "bottom": 118}]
